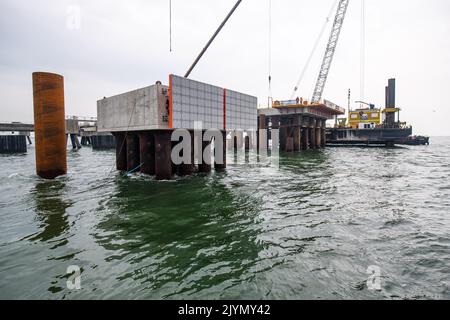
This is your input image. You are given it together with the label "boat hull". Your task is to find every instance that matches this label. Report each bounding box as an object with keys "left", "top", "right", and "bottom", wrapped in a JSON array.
[{"left": 326, "top": 127, "right": 413, "bottom": 146}]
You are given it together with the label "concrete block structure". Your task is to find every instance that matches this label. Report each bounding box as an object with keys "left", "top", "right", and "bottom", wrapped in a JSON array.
[
  {"left": 98, "top": 84, "right": 170, "bottom": 132},
  {"left": 97, "top": 75, "right": 257, "bottom": 179}
]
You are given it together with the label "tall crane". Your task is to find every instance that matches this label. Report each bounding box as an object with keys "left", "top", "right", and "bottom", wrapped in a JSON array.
[{"left": 311, "top": 0, "right": 350, "bottom": 104}]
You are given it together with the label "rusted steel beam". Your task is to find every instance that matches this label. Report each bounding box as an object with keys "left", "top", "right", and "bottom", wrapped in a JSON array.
[
  {"left": 214, "top": 130, "right": 227, "bottom": 171},
  {"left": 154, "top": 131, "right": 172, "bottom": 180},
  {"left": 180, "top": 130, "right": 196, "bottom": 175},
  {"left": 198, "top": 134, "right": 212, "bottom": 173},
  {"left": 114, "top": 132, "right": 127, "bottom": 171},
  {"left": 139, "top": 132, "right": 155, "bottom": 175},
  {"left": 310, "top": 127, "right": 316, "bottom": 149},
  {"left": 126, "top": 133, "right": 140, "bottom": 172}
]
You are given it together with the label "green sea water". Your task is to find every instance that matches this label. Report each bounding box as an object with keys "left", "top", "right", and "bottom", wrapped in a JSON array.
[{"left": 0, "top": 137, "right": 449, "bottom": 299}]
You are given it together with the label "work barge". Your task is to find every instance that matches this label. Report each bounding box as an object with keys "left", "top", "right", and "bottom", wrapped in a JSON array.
[{"left": 326, "top": 79, "right": 413, "bottom": 146}]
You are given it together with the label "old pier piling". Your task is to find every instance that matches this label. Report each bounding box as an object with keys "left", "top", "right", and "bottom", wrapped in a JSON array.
[
  {"left": 97, "top": 75, "right": 257, "bottom": 180},
  {"left": 0, "top": 123, "right": 31, "bottom": 153},
  {"left": 32, "top": 72, "right": 67, "bottom": 179},
  {"left": 66, "top": 118, "right": 81, "bottom": 150},
  {"left": 0, "top": 123, "right": 35, "bottom": 152},
  {"left": 0, "top": 135, "right": 27, "bottom": 153},
  {"left": 90, "top": 135, "right": 115, "bottom": 149},
  {"left": 77, "top": 117, "right": 116, "bottom": 150}
]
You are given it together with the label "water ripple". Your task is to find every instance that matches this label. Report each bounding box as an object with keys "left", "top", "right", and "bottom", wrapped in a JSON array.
[{"left": 0, "top": 138, "right": 449, "bottom": 299}]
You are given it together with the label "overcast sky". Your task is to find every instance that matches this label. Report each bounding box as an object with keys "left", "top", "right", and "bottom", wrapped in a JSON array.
[{"left": 1, "top": 0, "right": 449, "bottom": 135}]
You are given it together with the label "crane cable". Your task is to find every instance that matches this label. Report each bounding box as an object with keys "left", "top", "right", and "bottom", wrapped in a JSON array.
[
  {"left": 169, "top": 0, "right": 172, "bottom": 52},
  {"left": 70, "top": 97, "right": 140, "bottom": 196},
  {"left": 184, "top": 0, "right": 243, "bottom": 78},
  {"left": 360, "top": 0, "right": 366, "bottom": 109},
  {"left": 290, "top": 0, "right": 339, "bottom": 100},
  {"left": 268, "top": 0, "right": 272, "bottom": 107}
]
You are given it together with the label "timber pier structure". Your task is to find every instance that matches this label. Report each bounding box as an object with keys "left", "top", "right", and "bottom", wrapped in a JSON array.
[{"left": 0, "top": 117, "right": 115, "bottom": 153}]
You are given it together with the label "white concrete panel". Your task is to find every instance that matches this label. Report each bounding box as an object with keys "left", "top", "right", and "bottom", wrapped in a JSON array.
[
  {"left": 99, "top": 76, "right": 256, "bottom": 133},
  {"left": 225, "top": 89, "right": 257, "bottom": 131},
  {"left": 171, "top": 75, "right": 257, "bottom": 131},
  {"left": 97, "top": 84, "right": 169, "bottom": 132},
  {"left": 171, "top": 75, "right": 223, "bottom": 130}
]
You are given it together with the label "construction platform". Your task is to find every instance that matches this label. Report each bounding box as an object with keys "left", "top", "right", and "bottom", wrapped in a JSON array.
[
  {"left": 258, "top": 99, "right": 346, "bottom": 152},
  {"left": 97, "top": 75, "right": 258, "bottom": 179}
]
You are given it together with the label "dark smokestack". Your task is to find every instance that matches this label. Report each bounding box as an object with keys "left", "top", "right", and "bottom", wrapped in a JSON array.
[
  {"left": 385, "top": 86, "right": 389, "bottom": 108},
  {"left": 388, "top": 78, "right": 396, "bottom": 108}
]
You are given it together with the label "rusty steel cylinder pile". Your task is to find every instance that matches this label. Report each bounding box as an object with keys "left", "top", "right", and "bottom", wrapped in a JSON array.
[{"left": 32, "top": 72, "right": 67, "bottom": 179}]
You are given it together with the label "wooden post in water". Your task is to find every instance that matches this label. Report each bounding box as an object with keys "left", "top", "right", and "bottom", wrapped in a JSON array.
[{"left": 32, "top": 72, "right": 67, "bottom": 179}]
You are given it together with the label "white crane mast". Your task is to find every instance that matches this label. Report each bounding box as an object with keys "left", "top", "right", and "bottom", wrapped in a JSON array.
[{"left": 311, "top": 0, "right": 350, "bottom": 104}]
